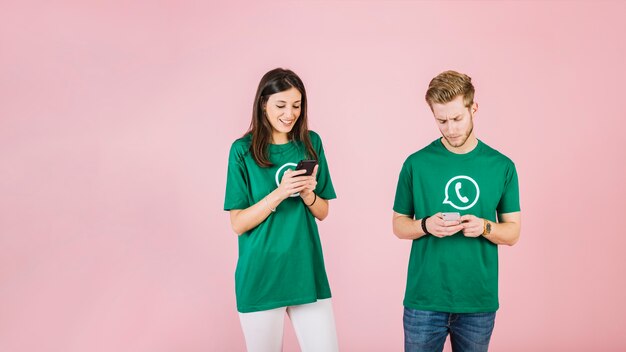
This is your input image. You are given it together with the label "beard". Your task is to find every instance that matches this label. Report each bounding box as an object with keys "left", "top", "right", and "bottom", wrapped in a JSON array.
[{"left": 443, "top": 122, "right": 474, "bottom": 148}]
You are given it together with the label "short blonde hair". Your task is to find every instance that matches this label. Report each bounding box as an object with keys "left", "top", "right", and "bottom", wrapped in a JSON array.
[{"left": 425, "top": 70, "right": 475, "bottom": 110}]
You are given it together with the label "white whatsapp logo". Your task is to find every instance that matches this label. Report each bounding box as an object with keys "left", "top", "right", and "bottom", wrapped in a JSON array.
[
  {"left": 443, "top": 175, "right": 480, "bottom": 210},
  {"left": 275, "top": 162, "right": 300, "bottom": 197}
]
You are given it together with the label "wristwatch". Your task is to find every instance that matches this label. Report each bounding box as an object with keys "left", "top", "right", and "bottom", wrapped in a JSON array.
[{"left": 483, "top": 220, "right": 492, "bottom": 236}]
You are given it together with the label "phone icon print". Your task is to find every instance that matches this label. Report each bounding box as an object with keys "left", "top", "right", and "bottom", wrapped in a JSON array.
[
  {"left": 455, "top": 182, "right": 469, "bottom": 203},
  {"left": 443, "top": 175, "right": 480, "bottom": 210}
]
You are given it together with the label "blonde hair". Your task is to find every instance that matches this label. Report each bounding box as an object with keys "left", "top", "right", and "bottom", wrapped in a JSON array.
[{"left": 425, "top": 70, "right": 475, "bottom": 110}]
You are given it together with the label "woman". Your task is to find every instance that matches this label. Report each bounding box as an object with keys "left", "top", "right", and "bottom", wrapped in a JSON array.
[{"left": 224, "top": 68, "right": 339, "bottom": 352}]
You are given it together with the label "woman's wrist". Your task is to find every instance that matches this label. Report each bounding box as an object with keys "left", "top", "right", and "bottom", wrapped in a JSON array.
[
  {"left": 276, "top": 188, "right": 291, "bottom": 202},
  {"left": 263, "top": 196, "right": 276, "bottom": 212},
  {"left": 301, "top": 191, "right": 315, "bottom": 205},
  {"left": 303, "top": 192, "right": 317, "bottom": 207},
  {"left": 266, "top": 190, "right": 283, "bottom": 209}
]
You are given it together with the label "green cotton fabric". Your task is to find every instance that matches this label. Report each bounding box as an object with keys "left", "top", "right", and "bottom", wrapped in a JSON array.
[
  {"left": 393, "top": 139, "right": 520, "bottom": 313},
  {"left": 224, "top": 131, "right": 336, "bottom": 313}
]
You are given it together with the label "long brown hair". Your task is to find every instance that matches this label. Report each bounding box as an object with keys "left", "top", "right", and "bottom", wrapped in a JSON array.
[{"left": 246, "top": 68, "right": 317, "bottom": 167}]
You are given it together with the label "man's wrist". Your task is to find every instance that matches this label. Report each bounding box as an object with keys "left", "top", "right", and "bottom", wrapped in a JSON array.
[
  {"left": 421, "top": 215, "right": 431, "bottom": 236},
  {"left": 482, "top": 219, "right": 492, "bottom": 236}
]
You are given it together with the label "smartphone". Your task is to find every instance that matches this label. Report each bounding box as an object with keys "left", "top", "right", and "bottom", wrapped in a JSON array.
[
  {"left": 442, "top": 212, "right": 460, "bottom": 221},
  {"left": 295, "top": 159, "right": 317, "bottom": 176}
]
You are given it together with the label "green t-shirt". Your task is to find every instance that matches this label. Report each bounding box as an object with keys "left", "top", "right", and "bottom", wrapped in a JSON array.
[
  {"left": 224, "top": 131, "right": 336, "bottom": 313},
  {"left": 393, "top": 139, "right": 520, "bottom": 313}
]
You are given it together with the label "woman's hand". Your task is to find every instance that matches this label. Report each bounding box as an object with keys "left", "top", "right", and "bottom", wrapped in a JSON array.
[
  {"left": 299, "top": 165, "right": 318, "bottom": 203},
  {"left": 276, "top": 168, "right": 309, "bottom": 200}
]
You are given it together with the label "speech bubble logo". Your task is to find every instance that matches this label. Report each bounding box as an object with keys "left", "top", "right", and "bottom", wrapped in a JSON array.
[
  {"left": 443, "top": 175, "right": 480, "bottom": 210},
  {"left": 275, "top": 162, "right": 300, "bottom": 197}
]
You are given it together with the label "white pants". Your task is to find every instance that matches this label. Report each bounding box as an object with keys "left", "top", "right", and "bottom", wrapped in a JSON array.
[{"left": 238, "top": 298, "right": 339, "bottom": 352}]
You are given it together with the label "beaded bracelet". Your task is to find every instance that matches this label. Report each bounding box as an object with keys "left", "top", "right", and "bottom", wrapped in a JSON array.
[{"left": 421, "top": 215, "right": 431, "bottom": 235}]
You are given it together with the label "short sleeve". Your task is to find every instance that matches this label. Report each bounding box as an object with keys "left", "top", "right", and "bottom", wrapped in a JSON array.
[
  {"left": 496, "top": 161, "right": 520, "bottom": 214},
  {"left": 310, "top": 132, "right": 336, "bottom": 200},
  {"left": 224, "top": 142, "right": 250, "bottom": 211},
  {"left": 393, "top": 160, "right": 415, "bottom": 217}
]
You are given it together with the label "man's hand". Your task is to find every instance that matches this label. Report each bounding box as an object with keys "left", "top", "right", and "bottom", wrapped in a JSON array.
[
  {"left": 460, "top": 214, "right": 484, "bottom": 237},
  {"left": 426, "top": 213, "right": 464, "bottom": 238}
]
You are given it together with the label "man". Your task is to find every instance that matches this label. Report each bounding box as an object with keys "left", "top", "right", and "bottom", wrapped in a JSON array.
[{"left": 392, "top": 70, "right": 521, "bottom": 352}]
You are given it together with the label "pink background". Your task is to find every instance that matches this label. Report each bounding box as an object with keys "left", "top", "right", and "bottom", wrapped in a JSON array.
[{"left": 2, "top": 1, "right": 625, "bottom": 351}]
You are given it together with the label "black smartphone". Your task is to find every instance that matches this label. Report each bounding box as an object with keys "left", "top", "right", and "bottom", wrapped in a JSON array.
[{"left": 295, "top": 159, "right": 318, "bottom": 176}]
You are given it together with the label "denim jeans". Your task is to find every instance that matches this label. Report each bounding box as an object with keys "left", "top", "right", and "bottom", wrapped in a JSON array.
[{"left": 403, "top": 308, "right": 496, "bottom": 352}]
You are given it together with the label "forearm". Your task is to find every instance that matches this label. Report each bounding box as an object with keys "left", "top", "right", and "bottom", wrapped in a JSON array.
[
  {"left": 393, "top": 214, "right": 426, "bottom": 240},
  {"left": 230, "top": 190, "right": 284, "bottom": 235},
  {"left": 483, "top": 221, "right": 520, "bottom": 246},
  {"left": 301, "top": 192, "right": 329, "bottom": 220}
]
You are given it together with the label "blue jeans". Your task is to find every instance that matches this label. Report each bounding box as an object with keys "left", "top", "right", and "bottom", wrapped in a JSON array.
[{"left": 403, "top": 308, "right": 496, "bottom": 352}]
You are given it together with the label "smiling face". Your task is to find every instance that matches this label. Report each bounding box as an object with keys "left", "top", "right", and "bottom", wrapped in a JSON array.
[
  {"left": 263, "top": 87, "right": 302, "bottom": 144},
  {"left": 431, "top": 95, "right": 478, "bottom": 151}
]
